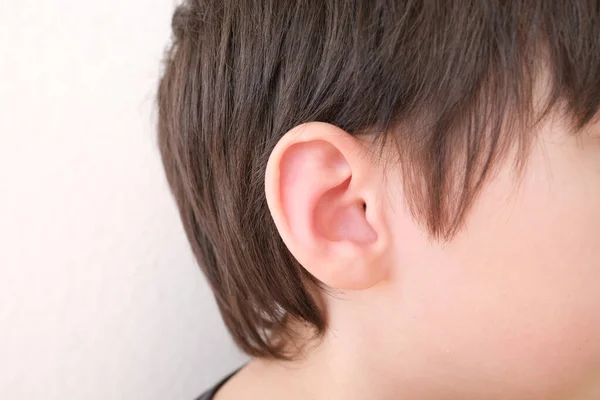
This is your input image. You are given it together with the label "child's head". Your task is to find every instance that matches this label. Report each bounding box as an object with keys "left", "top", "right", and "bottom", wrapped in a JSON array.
[{"left": 158, "top": 0, "right": 600, "bottom": 396}]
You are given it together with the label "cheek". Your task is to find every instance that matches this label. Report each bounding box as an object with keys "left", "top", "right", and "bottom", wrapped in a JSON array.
[
  {"left": 394, "top": 137, "right": 600, "bottom": 395},
  {"left": 400, "top": 223, "right": 600, "bottom": 396},
  {"left": 452, "top": 143, "right": 600, "bottom": 393}
]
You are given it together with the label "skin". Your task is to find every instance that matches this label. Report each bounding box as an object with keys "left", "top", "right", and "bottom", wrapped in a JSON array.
[{"left": 216, "top": 112, "right": 600, "bottom": 400}]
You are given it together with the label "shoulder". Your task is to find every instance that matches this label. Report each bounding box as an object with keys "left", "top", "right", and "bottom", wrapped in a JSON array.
[
  {"left": 195, "top": 368, "right": 241, "bottom": 400},
  {"left": 200, "top": 359, "right": 289, "bottom": 400}
]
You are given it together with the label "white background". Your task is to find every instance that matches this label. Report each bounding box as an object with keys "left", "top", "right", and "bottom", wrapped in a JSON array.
[{"left": 0, "top": 1, "right": 247, "bottom": 398}]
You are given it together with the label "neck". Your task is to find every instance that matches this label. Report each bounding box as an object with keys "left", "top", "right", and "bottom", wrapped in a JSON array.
[
  {"left": 217, "top": 292, "right": 600, "bottom": 400},
  {"left": 235, "top": 323, "right": 405, "bottom": 400}
]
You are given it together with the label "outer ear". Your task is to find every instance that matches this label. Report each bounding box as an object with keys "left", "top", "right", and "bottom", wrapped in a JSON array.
[{"left": 265, "top": 122, "right": 390, "bottom": 290}]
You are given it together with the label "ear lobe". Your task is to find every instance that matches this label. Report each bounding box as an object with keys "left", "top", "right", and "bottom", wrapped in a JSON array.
[{"left": 265, "top": 122, "right": 389, "bottom": 290}]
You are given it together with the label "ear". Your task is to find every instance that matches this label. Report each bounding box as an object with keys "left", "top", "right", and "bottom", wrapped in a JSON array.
[{"left": 265, "top": 122, "right": 390, "bottom": 290}]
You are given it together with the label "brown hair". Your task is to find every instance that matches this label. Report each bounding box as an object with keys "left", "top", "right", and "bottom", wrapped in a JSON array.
[{"left": 157, "top": 0, "right": 600, "bottom": 359}]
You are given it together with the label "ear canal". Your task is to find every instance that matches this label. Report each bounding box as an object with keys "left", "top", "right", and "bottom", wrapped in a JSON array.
[{"left": 314, "top": 177, "right": 377, "bottom": 244}]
